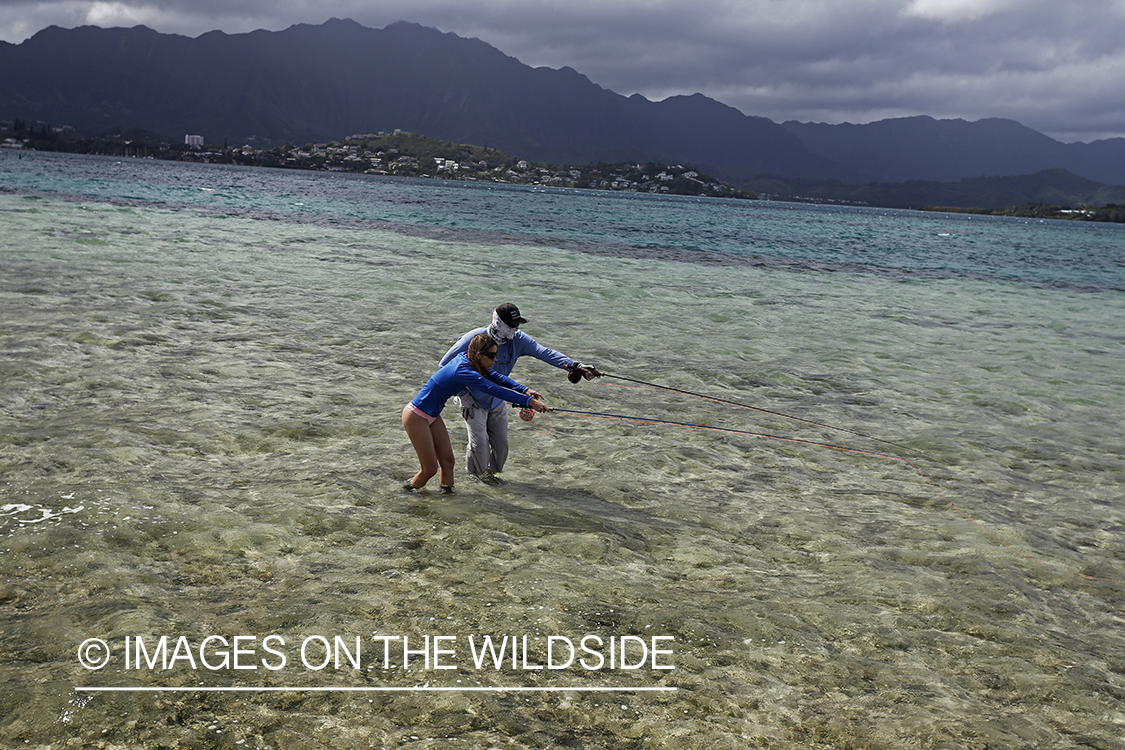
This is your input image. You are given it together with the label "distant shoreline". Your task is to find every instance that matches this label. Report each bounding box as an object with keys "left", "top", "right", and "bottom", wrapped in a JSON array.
[
  {"left": 6, "top": 126, "right": 1123, "bottom": 221},
  {"left": 1, "top": 127, "right": 756, "bottom": 201}
]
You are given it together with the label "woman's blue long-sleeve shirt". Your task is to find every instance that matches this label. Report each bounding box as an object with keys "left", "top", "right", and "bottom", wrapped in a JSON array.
[
  {"left": 411, "top": 353, "right": 532, "bottom": 418},
  {"left": 439, "top": 329, "right": 573, "bottom": 410}
]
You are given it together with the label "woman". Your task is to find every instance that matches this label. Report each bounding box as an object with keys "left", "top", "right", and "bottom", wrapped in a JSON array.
[{"left": 402, "top": 333, "right": 549, "bottom": 493}]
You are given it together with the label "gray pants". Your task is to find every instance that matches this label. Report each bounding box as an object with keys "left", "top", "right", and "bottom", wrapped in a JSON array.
[{"left": 457, "top": 395, "right": 510, "bottom": 475}]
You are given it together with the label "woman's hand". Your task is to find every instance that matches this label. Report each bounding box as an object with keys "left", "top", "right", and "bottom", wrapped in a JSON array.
[{"left": 528, "top": 397, "right": 551, "bottom": 413}]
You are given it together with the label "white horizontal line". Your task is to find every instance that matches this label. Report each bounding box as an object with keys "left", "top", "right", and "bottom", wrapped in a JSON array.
[{"left": 75, "top": 686, "right": 677, "bottom": 693}]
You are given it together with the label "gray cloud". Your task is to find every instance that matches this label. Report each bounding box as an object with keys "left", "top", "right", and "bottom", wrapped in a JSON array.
[{"left": 3, "top": 0, "right": 1124, "bottom": 141}]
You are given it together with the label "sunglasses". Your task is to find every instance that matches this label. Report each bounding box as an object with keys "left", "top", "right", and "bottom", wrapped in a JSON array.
[{"left": 481, "top": 350, "right": 498, "bottom": 360}]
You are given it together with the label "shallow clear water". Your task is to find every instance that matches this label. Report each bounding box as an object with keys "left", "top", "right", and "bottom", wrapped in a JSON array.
[{"left": 1, "top": 152, "right": 1124, "bottom": 749}]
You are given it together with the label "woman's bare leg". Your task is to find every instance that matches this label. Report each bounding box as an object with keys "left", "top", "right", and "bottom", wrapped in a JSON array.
[
  {"left": 429, "top": 417, "right": 456, "bottom": 487},
  {"left": 402, "top": 406, "right": 440, "bottom": 487}
]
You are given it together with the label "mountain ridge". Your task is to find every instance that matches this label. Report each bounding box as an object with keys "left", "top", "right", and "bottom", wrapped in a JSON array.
[
  {"left": 3, "top": 19, "right": 1125, "bottom": 192},
  {"left": 780, "top": 115, "right": 1119, "bottom": 184}
]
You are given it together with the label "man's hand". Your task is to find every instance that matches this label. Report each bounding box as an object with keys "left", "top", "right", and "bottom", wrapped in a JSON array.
[
  {"left": 579, "top": 365, "right": 604, "bottom": 380},
  {"left": 568, "top": 363, "right": 603, "bottom": 383}
]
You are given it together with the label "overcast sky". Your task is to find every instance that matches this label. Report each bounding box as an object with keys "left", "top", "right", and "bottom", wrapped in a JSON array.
[{"left": 3, "top": 0, "right": 1124, "bottom": 143}]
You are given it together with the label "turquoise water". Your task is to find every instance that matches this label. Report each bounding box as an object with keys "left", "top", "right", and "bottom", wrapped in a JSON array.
[
  {"left": 6, "top": 150, "right": 1124, "bottom": 290},
  {"left": 1, "top": 151, "right": 1124, "bottom": 749}
]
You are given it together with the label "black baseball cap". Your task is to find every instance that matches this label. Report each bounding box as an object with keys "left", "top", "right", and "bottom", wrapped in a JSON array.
[{"left": 496, "top": 303, "right": 529, "bottom": 326}]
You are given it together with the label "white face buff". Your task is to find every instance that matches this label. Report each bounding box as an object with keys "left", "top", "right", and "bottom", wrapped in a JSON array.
[{"left": 488, "top": 310, "right": 518, "bottom": 344}]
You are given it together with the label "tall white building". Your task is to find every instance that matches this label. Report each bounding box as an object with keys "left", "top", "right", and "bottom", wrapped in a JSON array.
[{"left": 185, "top": 135, "right": 203, "bottom": 148}]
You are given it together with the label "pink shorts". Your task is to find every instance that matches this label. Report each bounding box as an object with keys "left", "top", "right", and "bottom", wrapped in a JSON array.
[{"left": 407, "top": 403, "right": 437, "bottom": 425}]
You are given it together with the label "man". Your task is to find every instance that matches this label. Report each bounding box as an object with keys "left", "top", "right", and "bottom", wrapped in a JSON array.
[{"left": 439, "top": 303, "right": 602, "bottom": 483}]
